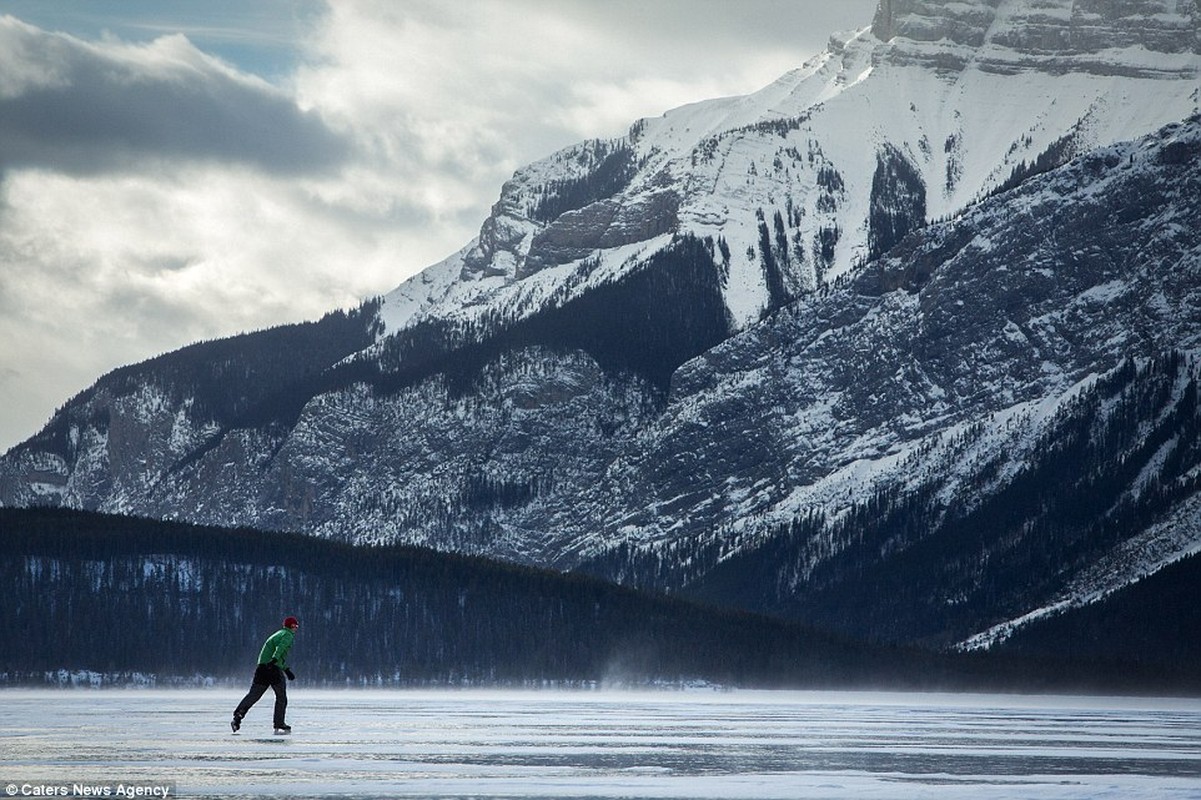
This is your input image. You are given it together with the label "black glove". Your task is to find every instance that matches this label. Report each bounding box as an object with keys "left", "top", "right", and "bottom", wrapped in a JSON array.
[{"left": 285, "top": 668, "right": 295, "bottom": 681}]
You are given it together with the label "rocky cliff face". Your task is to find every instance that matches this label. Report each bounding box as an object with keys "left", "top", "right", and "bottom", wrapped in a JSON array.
[
  {"left": 873, "top": 0, "right": 1199, "bottom": 57},
  {"left": 2, "top": 0, "right": 1200, "bottom": 650}
]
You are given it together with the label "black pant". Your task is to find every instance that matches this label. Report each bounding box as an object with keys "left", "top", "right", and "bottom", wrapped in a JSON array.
[{"left": 234, "top": 663, "right": 287, "bottom": 728}]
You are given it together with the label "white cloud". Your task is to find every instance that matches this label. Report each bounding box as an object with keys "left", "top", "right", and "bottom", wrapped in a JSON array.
[
  {"left": 0, "top": 16, "right": 349, "bottom": 175},
  {"left": 0, "top": 0, "right": 877, "bottom": 452}
]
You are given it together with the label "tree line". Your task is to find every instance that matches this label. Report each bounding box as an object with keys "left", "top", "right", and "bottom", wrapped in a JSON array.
[
  {"left": 4, "top": 506, "right": 1194, "bottom": 693},
  {"left": 0, "top": 507, "right": 944, "bottom": 688}
]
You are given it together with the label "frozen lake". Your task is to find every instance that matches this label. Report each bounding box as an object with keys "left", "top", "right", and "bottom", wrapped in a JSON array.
[{"left": 1, "top": 688, "right": 1199, "bottom": 798}]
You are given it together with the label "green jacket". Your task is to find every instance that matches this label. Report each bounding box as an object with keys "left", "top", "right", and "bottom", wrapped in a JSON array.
[{"left": 257, "top": 628, "right": 295, "bottom": 668}]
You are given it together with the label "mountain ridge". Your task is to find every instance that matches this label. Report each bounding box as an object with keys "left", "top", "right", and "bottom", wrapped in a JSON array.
[{"left": 378, "top": 0, "right": 1198, "bottom": 340}]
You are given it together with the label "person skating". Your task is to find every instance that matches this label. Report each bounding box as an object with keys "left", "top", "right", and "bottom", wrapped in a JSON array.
[{"left": 232, "top": 616, "right": 299, "bottom": 734}]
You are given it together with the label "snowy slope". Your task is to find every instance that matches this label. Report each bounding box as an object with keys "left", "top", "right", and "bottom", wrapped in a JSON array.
[
  {"left": 576, "top": 116, "right": 1201, "bottom": 645},
  {"left": 379, "top": 0, "right": 1199, "bottom": 335}
]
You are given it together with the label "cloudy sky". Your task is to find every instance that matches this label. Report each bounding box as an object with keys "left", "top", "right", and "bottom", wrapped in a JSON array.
[{"left": 0, "top": 0, "right": 878, "bottom": 452}]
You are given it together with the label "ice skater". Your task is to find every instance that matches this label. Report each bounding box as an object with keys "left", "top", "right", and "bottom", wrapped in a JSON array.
[{"left": 232, "top": 616, "right": 299, "bottom": 735}]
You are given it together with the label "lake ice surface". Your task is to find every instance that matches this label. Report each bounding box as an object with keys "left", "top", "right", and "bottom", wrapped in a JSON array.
[{"left": 1, "top": 688, "right": 1199, "bottom": 799}]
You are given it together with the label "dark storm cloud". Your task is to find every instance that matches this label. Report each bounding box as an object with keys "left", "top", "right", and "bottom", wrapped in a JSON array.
[{"left": 0, "top": 17, "right": 349, "bottom": 175}]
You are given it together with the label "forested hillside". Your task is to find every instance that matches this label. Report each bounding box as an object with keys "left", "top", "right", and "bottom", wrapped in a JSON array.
[
  {"left": 581, "top": 350, "right": 1201, "bottom": 670},
  {"left": 0, "top": 508, "right": 914, "bottom": 688},
  {"left": 3, "top": 508, "right": 1194, "bottom": 693}
]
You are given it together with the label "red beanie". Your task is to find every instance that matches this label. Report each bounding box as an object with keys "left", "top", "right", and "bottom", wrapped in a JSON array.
[{"left": 283, "top": 616, "right": 299, "bottom": 629}]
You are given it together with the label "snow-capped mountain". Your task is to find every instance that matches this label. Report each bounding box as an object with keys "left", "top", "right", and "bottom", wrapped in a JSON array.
[
  {"left": 579, "top": 116, "right": 1201, "bottom": 648},
  {"left": 380, "top": 0, "right": 1199, "bottom": 335},
  {"left": 2, "top": 0, "right": 1199, "bottom": 652}
]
